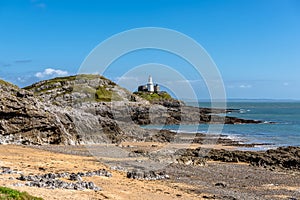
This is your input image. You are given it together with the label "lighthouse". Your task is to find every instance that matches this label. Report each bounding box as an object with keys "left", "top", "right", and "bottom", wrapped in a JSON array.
[
  {"left": 147, "top": 75, "right": 154, "bottom": 92},
  {"left": 137, "top": 75, "right": 159, "bottom": 93}
]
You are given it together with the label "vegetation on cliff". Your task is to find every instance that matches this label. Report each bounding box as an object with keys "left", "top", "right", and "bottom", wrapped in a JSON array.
[
  {"left": 23, "top": 74, "right": 130, "bottom": 105},
  {"left": 0, "top": 186, "right": 43, "bottom": 200},
  {"left": 0, "top": 79, "right": 18, "bottom": 91},
  {"left": 23, "top": 74, "right": 115, "bottom": 92},
  {"left": 133, "top": 91, "right": 172, "bottom": 102}
]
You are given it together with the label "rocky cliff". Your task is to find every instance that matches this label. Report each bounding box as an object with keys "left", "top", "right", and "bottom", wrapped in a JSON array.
[
  {"left": 0, "top": 76, "right": 150, "bottom": 145},
  {"left": 0, "top": 80, "right": 77, "bottom": 144},
  {"left": 0, "top": 75, "right": 263, "bottom": 145}
]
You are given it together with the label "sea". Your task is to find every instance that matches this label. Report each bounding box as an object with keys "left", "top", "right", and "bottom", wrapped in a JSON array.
[{"left": 144, "top": 101, "right": 300, "bottom": 150}]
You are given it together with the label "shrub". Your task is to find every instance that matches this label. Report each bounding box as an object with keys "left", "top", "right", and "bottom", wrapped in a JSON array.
[
  {"left": 134, "top": 91, "right": 172, "bottom": 102},
  {"left": 0, "top": 186, "right": 43, "bottom": 200}
]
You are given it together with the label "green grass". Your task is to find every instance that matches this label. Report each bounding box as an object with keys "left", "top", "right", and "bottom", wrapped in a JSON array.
[
  {"left": 23, "top": 74, "right": 122, "bottom": 102},
  {"left": 95, "top": 86, "right": 122, "bottom": 102},
  {"left": 71, "top": 85, "right": 123, "bottom": 103},
  {"left": 72, "top": 85, "right": 96, "bottom": 94},
  {"left": 0, "top": 80, "right": 18, "bottom": 89},
  {"left": 21, "top": 74, "right": 128, "bottom": 102},
  {"left": 24, "top": 74, "right": 116, "bottom": 91},
  {"left": 45, "top": 74, "right": 114, "bottom": 84},
  {"left": 0, "top": 186, "right": 43, "bottom": 200},
  {"left": 134, "top": 91, "right": 172, "bottom": 102}
]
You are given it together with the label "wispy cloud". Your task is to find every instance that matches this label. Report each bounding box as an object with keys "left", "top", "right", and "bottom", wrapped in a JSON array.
[
  {"left": 17, "top": 77, "right": 27, "bottom": 83},
  {"left": 0, "top": 59, "right": 32, "bottom": 67},
  {"left": 283, "top": 82, "right": 289, "bottom": 86},
  {"left": 35, "top": 68, "right": 68, "bottom": 78},
  {"left": 30, "top": 0, "right": 46, "bottom": 9},
  {"left": 15, "top": 59, "right": 32, "bottom": 64},
  {"left": 115, "top": 76, "right": 139, "bottom": 82},
  {"left": 225, "top": 81, "right": 254, "bottom": 89},
  {"left": 239, "top": 84, "right": 252, "bottom": 89},
  {"left": 1, "top": 63, "right": 11, "bottom": 67},
  {"left": 36, "top": 3, "right": 46, "bottom": 8},
  {"left": 174, "top": 79, "right": 203, "bottom": 84}
]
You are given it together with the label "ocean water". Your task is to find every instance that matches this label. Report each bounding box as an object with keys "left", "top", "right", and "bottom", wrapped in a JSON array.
[{"left": 144, "top": 101, "right": 300, "bottom": 149}]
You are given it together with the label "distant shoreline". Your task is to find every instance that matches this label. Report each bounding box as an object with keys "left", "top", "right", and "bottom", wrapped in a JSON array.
[{"left": 183, "top": 99, "right": 300, "bottom": 103}]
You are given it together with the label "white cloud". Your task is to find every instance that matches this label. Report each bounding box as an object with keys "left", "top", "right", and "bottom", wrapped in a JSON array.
[
  {"left": 17, "top": 77, "right": 26, "bottom": 83},
  {"left": 35, "top": 68, "right": 68, "bottom": 78},
  {"left": 115, "top": 76, "right": 139, "bottom": 82},
  {"left": 174, "top": 79, "right": 203, "bottom": 84},
  {"left": 239, "top": 84, "right": 252, "bottom": 89}
]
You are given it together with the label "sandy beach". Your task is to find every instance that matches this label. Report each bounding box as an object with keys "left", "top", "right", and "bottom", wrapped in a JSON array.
[{"left": 0, "top": 143, "right": 299, "bottom": 200}]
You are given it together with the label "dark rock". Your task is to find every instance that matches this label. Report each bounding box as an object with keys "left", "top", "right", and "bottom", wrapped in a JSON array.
[
  {"left": 127, "top": 169, "right": 144, "bottom": 179},
  {"left": 69, "top": 173, "right": 82, "bottom": 182},
  {"left": 0, "top": 166, "right": 20, "bottom": 175},
  {"left": 127, "top": 169, "right": 170, "bottom": 180},
  {"left": 222, "top": 196, "right": 237, "bottom": 200},
  {"left": 16, "top": 169, "right": 110, "bottom": 191},
  {"left": 38, "top": 167, "right": 46, "bottom": 171},
  {"left": 202, "top": 195, "right": 216, "bottom": 199},
  {"left": 43, "top": 173, "right": 56, "bottom": 179},
  {"left": 215, "top": 182, "right": 227, "bottom": 188},
  {"left": 179, "top": 146, "right": 300, "bottom": 171}
]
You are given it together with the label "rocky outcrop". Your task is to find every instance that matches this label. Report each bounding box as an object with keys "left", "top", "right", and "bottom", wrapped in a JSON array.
[
  {"left": 0, "top": 79, "right": 148, "bottom": 145},
  {"left": 0, "top": 82, "right": 78, "bottom": 145},
  {"left": 178, "top": 146, "right": 300, "bottom": 171},
  {"left": 112, "top": 104, "right": 263, "bottom": 126},
  {"left": 0, "top": 76, "right": 155, "bottom": 145},
  {"left": 24, "top": 75, "right": 263, "bottom": 126},
  {"left": 24, "top": 74, "right": 149, "bottom": 107},
  {"left": 0, "top": 75, "right": 264, "bottom": 145}
]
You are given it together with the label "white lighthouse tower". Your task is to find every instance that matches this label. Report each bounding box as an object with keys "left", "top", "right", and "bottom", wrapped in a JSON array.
[{"left": 147, "top": 75, "right": 154, "bottom": 92}]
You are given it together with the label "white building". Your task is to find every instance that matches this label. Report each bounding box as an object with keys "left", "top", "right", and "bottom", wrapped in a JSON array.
[
  {"left": 137, "top": 75, "right": 160, "bottom": 93},
  {"left": 147, "top": 75, "right": 154, "bottom": 92}
]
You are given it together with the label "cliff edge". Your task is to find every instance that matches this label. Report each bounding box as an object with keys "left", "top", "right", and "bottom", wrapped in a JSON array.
[{"left": 0, "top": 75, "right": 263, "bottom": 145}]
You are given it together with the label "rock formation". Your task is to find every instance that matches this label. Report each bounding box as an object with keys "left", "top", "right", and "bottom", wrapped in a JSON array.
[
  {"left": 177, "top": 146, "right": 300, "bottom": 171},
  {"left": 0, "top": 80, "right": 78, "bottom": 145},
  {"left": 0, "top": 75, "right": 263, "bottom": 145}
]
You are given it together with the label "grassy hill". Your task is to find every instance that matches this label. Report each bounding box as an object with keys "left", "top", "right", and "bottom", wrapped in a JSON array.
[{"left": 23, "top": 74, "right": 134, "bottom": 105}]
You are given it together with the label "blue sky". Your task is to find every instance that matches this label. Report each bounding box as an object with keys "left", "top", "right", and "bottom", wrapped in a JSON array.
[{"left": 0, "top": 0, "right": 300, "bottom": 100}]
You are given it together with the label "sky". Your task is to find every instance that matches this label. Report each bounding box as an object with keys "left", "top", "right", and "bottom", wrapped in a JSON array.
[{"left": 0, "top": 0, "right": 300, "bottom": 100}]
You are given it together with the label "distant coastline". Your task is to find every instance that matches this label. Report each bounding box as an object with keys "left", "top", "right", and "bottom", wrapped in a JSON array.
[{"left": 183, "top": 98, "right": 300, "bottom": 104}]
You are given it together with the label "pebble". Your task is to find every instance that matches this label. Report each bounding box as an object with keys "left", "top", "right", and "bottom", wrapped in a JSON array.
[
  {"left": 16, "top": 169, "right": 112, "bottom": 191},
  {"left": 127, "top": 169, "right": 170, "bottom": 180},
  {"left": 0, "top": 166, "right": 20, "bottom": 175},
  {"left": 215, "top": 182, "right": 227, "bottom": 188},
  {"left": 110, "top": 165, "right": 126, "bottom": 172},
  {"left": 12, "top": 183, "right": 25, "bottom": 187}
]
